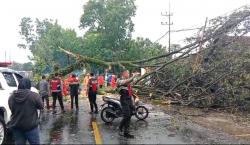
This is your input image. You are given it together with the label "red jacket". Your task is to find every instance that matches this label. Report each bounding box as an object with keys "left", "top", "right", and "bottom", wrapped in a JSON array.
[
  {"left": 50, "top": 78, "right": 62, "bottom": 92},
  {"left": 98, "top": 76, "right": 105, "bottom": 86}
]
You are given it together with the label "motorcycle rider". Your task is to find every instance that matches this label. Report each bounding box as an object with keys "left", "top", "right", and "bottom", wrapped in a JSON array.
[{"left": 117, "top": 69, "right": 140, "bottom": 138}]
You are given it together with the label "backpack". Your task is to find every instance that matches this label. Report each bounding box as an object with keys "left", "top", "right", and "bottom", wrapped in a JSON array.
[{"left": 89, "top": 78, "right": 98, "bottom": 92}]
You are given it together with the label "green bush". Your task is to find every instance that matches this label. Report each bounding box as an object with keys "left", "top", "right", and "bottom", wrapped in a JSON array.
[{"left": 97, "top": 86, "right": 117, "bottom": 95}]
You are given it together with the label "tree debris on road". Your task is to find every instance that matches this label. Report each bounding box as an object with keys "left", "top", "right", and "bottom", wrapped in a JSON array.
[{"left": 58, "top": 5, "right": 250, "bottom": 111}]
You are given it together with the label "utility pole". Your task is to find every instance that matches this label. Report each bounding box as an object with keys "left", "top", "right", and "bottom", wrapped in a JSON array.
[
  {"left": 161, "top": 0, "right": 173, "bottom": 52},
  {"left": 5, "top": 51, "right": 6, "bottom": 62},
  {"left": 9, "top": 49, "right": 11, "bottom": 62}
]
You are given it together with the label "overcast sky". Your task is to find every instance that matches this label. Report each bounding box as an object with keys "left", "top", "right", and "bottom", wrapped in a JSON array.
[{"left": 0, "top": 0, "right": 249, "bottom": 63}]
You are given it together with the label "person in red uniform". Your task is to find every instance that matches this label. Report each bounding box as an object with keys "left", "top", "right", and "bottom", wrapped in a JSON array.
[
  {"left": 98, "top": 74, "right": 105, "bottom": 88},
  {"left": 68, "top": 74, "right": 80, "bottom": 110},
  {"left": 111, "top": 74, "right": 117, "bottom": 89},
  {"left": 87, "top": 73, "right": 98, "bottom": 114},
  {"left": 50, "top": 73, "right": 65, "bottom": 114}
]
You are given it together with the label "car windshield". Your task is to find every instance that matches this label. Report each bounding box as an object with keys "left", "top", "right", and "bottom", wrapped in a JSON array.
[
  {"left": 2, "top": 72, "right": 17, "bottom": 87},
  {"left": 14, "top": 73, "right": 23, "bottom": 83}
]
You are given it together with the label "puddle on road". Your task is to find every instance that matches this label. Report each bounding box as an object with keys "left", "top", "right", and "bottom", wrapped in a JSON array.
[
  {"left": 149, "top": 111, "right": 172, "bottom": 120},
  {"left": 134, "top": 120, "right": 149, "bottom": 130},
  {"left": 39, "top": 109, "right": 95, "bottom": 144}
]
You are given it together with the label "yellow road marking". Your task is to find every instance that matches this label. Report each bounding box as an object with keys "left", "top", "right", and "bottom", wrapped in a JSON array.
[{"left": 92, "top": 120, "right": 103, "bottom": 144}]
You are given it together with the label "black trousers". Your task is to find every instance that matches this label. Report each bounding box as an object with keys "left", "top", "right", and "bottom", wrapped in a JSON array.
[
  {"left": 88, "top": 90, "right": 98, "bottom": 112},
  {"left": 52, "top": 92, "right": 64, "bottom": 110},
  {"left": 42, "top": 95, "right": 50, "bottom": 109},
  {"left": 70, "top": 93, "right": 79, "bottom": 109},
  {"left": 119, "top": 95, "right": 133, "bottom": 134}
]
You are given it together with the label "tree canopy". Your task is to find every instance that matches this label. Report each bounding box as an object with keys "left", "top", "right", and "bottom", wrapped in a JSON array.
[
  {"left": 80, "top": 0, "right": 137, "bottom": 61},
  {"left": 18, "top": 0, "right": 165, "bottom": 75}
]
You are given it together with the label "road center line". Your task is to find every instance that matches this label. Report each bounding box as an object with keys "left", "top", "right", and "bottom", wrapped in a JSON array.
[{"left": 92, "top": 120, "right": 103, "bottom": 144}]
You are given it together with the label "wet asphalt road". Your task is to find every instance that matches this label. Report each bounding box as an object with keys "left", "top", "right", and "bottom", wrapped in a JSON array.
[
  {"left": 39, "top": 99, "right": 95, "bottom": 144},
  {"left": 38, "top": 96, "right": 190, "bottom": 144}
]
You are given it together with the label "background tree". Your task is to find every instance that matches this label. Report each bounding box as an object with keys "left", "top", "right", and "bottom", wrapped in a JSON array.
[
  {"left": 10, "top": 62, "right": 33, "bottom": 71},
  {"left": 80, "top": 0, "right": 136, "bottom": 61},
  {"left": 18, "top": 18, "right": 83, "bottom": 74}
]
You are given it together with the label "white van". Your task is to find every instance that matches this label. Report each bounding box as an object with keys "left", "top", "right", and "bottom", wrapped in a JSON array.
[{"left": 0, "top": 67, "right": 38, "bottom": 144}]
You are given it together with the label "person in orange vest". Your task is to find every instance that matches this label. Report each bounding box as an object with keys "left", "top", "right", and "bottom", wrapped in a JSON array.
[
  {"left": 50, "top": 73, "right": 65, "bottom": 114},
  {"left": 68, "top": 74, "right": 80, "bottom": 110},
  {"left": 62, "top": 75, "right": 70, "bottom": 97},
  {"left": 82, "top": 73, "right": 90, "bottom": 96},
  {"left": 87, "top": 73, "right": 98, "bottom": 114},
  {"left": 98, "top": 74, "right": 105, "bottom": 88}
]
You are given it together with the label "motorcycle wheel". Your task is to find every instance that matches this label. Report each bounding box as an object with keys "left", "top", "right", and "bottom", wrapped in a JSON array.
[
  {"left": 135, "top": 106, "right": 149, "bottom": 120},
  {"left": 101, "top": 107, "right": 115, "bottom": 123}
]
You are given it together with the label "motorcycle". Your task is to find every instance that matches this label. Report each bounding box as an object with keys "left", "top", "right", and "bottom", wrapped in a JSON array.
[{"left": 100, "top": 96, "right": 149, "bottom": 123}]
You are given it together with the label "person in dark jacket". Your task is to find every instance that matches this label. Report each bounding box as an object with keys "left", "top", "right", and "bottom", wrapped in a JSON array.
[
  {"left": 39, "top": 75, "right": 50, "bottom": 110},
  {"left": 8, "top": 78, "right": 43, "bottom": 145},
  {"left": 68, "top": 74, "right": 80, "bottom": 110}
]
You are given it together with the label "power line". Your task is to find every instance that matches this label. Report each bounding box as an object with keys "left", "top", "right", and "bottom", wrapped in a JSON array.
[
  {"left": 154, "top": 22, "right": 224, "bottom": 44},
  {"left": 156, "top": 3, "right": 247, "bottom": 46},
  {"left": 154, "top": 27, "right": 202, "bottom": 43}
]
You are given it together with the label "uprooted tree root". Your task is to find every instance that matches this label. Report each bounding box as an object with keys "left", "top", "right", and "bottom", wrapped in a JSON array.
[{"left": 54, "top": 5, "right": 250, "bottom": 111}]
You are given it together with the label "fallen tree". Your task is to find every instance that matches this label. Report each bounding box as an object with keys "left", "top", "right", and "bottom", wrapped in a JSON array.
[{"left": 55, "top": 5, "right": 250, "bottom": 111}]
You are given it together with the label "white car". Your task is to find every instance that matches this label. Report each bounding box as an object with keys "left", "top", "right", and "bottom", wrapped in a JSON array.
[{"left": 0, "top": 67, "right": 38, "bottom": 144}]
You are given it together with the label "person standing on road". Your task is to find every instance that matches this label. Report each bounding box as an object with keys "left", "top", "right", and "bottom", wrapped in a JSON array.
[
  {"left": 82, "top": 73, "right": 90, "bottom": 96},
  {"left": 107, "top": 73, "right": 112, "bottom": 86},
  {"left": 111, "top": 74, "right": 117, "bottom": 89},
  {"left": 50, "top": 73, "right": 65, "bottom": 114},
  {"left": 8, "top": 78, "right": 43, "bottom": 145},
  {"left": 39, "top": 75, "right": 50, "bottom": 110},
  {"left": 117, "top": 70, "right": 139, "bottom": 139},
  {"left": 68, "top": 74, "right": 80, "bottom": 110},
  {"left": 87, "top": 73, "right": 98, "bottom": 114}
]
